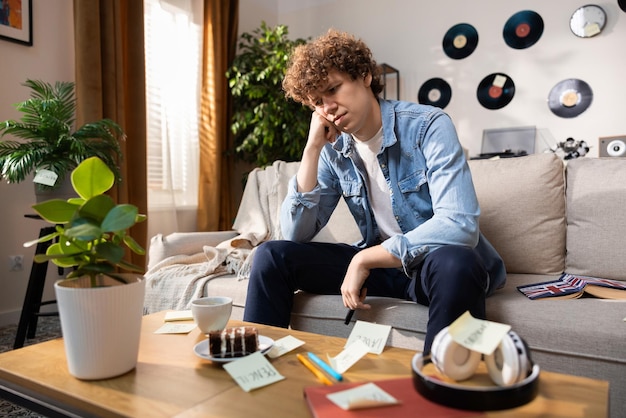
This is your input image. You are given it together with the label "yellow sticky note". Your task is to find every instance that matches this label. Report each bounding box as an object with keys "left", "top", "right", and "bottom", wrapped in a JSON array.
[
  {"left": 164, "top": 310, "right": 193, "bottom": 322},
  {"left": 222, "top": 352, "right": 285, "bottom": 392},
  {"left": 448, "top": 311, "right": 511, "bottom": 355},
  {"left": 33, "top": 169, "right": 58, "bottom": 186},
  {"left": 327, "top": 339, "right": 370, "bottom": 374},
  {"left": 326, "top": 382, "right": 400, "bottom": 410},
  {"left": 267, "top": 335, "right": 305, "bottom": 359},
  {"left": 492, "top": 74, "right": 508, "bottom": 88},
  {"left": 345, "top": 320, "right": 391, "bottom": 355},
  {"left": 154, "top": 323, "right": 196, "bottom": 334},
  {"left": 584, "top": 23, "right": 601, "bottom": 37}
]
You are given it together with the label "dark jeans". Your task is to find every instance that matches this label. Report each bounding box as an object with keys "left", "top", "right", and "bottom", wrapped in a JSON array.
[{"left": 243, "top": 240, "right": 488, "bottom": 353}]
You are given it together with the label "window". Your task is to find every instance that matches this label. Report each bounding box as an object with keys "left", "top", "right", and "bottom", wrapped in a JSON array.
[{"left": 144, "top": 0, "right": 202, "bottom": 211}]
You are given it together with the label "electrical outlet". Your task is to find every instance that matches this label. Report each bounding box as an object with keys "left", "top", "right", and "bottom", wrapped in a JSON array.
[{"left": 9, "top": 255, "right": 24, "bottom": 272}]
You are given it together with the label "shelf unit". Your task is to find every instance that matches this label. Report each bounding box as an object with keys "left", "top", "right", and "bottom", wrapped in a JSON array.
[{"left": 380, "top": 63, "right": 400, "bottom": 100}]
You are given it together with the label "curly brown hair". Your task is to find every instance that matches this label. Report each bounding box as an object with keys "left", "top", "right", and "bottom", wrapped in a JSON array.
[{"left": 282, "top": 29, "right": 383, "bottom": 104}]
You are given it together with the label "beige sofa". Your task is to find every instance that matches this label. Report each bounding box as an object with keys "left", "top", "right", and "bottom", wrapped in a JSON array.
[{"left": 145, "top": 153, "right": 626, "bottom": 417}]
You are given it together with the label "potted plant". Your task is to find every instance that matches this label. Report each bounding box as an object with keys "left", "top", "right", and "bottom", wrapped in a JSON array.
[
  {"left": 0, "top": 79, "right": 124, "bottom": 200},
  {"left": 24, "top": 156, "right": 146, "bottom": 380},
  {"left": 227, "top": 22, "right": 311, "bottom": 167}
]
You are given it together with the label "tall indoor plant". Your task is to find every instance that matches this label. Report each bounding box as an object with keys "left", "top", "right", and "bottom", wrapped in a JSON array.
[
  {"left": 0, "top": 79, "right": 124, "bottom": 199},
  {"left": 24, "top": 156, "right": 146, "bottom": 380},
  {"left": 227, "top": 22, "right": 311, "bottom": 167}
]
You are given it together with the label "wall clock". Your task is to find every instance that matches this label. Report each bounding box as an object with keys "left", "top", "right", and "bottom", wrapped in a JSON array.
[{"left": 570, "top": 4, "right": 607, "bottom": 38}]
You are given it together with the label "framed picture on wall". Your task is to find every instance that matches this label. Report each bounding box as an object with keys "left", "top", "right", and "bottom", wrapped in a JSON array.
[{"left": 0, "top": 0, "right": 32, "bottom": 46}]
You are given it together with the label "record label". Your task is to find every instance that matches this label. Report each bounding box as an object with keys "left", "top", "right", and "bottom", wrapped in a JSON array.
[
  {"left": 418, "top": 78, "right": 452, "bottom": 109},
  {"left": 477, "top": 73, "right": 515, "bottom": 110},
  {"left": 428, "top": 89, "right": 442, "bottom": 103},
  {"left": 488, "top": 86, "right": 503, "bottom": 99},
  {"left": 548, "top": 79, "right": 593, "bottom": 118},
  {"left": 453, "top": 35, "right": 468, "bottom": 49},
  {"left": 561, "top": 91, "right": 579, "bottom": 108},
  {"left": 503, "top": 10, "right": 544, "bottom": 49},
  {"left": 443, "top": 23, "right": 478, "bottom": 59},
  {"left": 516, "top": 23, "right": 530, "bottom": 38}
]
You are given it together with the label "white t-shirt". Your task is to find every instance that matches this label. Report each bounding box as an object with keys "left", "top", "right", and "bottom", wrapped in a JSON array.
[{"left": 353, "top": 129, "right": 403, "bottom": 240}]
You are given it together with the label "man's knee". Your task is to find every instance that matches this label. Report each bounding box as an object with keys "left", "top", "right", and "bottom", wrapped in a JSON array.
[
  {"left": 252, "top": 240, "right": 293, "bottom": 266},
  {"left": 424, "top": 246, "right": 488, "bottom": 291}
]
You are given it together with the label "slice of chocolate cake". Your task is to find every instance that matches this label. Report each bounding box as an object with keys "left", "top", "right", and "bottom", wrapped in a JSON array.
[{"left": 208, "top": 326, "right": 259, "bottom": 358}]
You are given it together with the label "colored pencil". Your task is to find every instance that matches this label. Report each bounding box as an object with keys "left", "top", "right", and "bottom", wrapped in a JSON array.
[
  {"left": 307, "top": 352, "right": 343, "bottom": 381},
  {"left": 296, "top": 353, "right": 333, "bottom": 386}
]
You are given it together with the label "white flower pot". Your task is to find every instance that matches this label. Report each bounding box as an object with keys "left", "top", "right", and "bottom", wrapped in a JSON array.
[{"left": 54, "top": 274, "right": 145, "bottom": 380}]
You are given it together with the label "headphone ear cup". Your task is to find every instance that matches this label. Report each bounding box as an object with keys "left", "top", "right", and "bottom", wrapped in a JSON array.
[
  {"left": 485, "top": 331, "right": 532, "bottom": 386},
  {"left": 511, "top": 330, "right": 533, "bottom": 378},
  {"left": 431, "top": 327, "right": 481, "bottom": 381}
]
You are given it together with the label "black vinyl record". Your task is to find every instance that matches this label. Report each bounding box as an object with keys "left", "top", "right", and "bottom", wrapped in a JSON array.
[
  {"left": 477, "top": 73, "right": 515, "bottom": 110},
  {"left": 503, "top": 10, "right": 544, "bottom": 49},
  {"left": 619, "top": 0, "right": 626, "bottom": 13},
  {"left": 418, "top": 78, "right": 452, "bottom": 109},
  {"left": 548, "top": 79, "right": 593, "bottom": 118},
  {"left": 443, "top": 23, "right": 479, "bottom": 59}
]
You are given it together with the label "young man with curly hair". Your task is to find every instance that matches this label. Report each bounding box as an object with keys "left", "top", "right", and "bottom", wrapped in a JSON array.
[{"left": 243, "top": 29, "right": 505, "bottom": 353}]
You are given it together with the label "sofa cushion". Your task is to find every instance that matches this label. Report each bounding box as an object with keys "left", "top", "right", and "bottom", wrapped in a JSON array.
[
  {"left": 486, "top": 273, "right": 626, "bottom": 366},
  {"left": 468, "top": 154, "right": 566, "bottom": 275},
  {"left": 566, "top": 157, "right": 626, "bottom": 281}
]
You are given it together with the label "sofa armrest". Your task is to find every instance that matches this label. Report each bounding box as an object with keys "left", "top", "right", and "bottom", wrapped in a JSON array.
[{"left": 147, "top": 230, "right": 239, "bottom": 270}]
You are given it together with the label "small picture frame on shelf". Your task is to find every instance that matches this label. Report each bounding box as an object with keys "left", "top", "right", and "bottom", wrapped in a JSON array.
[{"left": 0, "top": 0, "right": 32, "bottom": 46}]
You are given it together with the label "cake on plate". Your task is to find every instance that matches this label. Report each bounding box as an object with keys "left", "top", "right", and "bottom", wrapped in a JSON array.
[{"left": 208, "top": 326, "right": 259, "bottom": 358}]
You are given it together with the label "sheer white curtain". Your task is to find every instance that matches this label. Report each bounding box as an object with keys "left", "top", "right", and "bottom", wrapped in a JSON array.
[{"left": 144, "top": 0, "right": 203, "bottom": 239}]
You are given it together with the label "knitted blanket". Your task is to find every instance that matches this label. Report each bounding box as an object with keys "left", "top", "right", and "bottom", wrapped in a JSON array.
[{"left": 143, "top": 160, "right": 299, "bottom": 314}]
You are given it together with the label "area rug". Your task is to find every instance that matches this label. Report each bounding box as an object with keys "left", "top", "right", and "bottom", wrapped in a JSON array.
[{"left": 0, "top": 316, "right": 62, "bottom": 417}]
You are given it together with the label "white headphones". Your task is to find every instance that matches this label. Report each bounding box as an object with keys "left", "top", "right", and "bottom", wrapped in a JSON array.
[{"left": 431, "top": 326, "right": 533, "bottom": 387}]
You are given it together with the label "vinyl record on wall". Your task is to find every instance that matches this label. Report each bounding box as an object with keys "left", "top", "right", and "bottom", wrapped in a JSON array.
[
  {"left": 442, "top": 23, "right": 479, "bottom": 59},
  {"left": 503, "top": 10, "right": 544, "bottom": 49},
  {"left": 619, "top": 0, "right": 626, "bottom": 13},
  {"left": 548, "top": 79, "right": 593, "bottom": 118},
  {"left": 477, "top": 73, "right": 515, "bottom": 110},
  {"left": 418, "top": 78, "right": 452, "bottom": 109}
]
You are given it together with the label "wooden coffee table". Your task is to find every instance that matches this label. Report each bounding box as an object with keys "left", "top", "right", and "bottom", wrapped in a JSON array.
[{"left": 0, "top": 312, "right": 609, "bottom": 417}]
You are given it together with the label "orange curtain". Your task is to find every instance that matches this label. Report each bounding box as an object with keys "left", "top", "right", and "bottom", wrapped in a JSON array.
[
  {"left": 197, "top": 0, "right": 239, "bottom": 231},
  {"left": 73, "top": 0, "right": 148, "bottom": 269}
]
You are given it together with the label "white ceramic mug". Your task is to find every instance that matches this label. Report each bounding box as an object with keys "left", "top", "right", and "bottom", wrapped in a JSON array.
[{"left": 190, "top": 296, "right": 233, "bottom": 333}]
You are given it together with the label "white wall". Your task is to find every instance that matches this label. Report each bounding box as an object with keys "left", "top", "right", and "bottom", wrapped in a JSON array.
[
  {"left": 0, "top": 0, "right": 74, "bottom": 325},
  {"left": 260, "top": 0, "right": 626, "bottom": 157},
  {"left": 0, "top": 0, "right": 623, "bottom": 325},
  {"left": 240, "top": 0, "right": 278, "bottom": 31}
]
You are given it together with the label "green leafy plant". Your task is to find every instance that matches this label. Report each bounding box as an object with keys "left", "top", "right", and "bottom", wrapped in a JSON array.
[
  {"left": 24, "top": 157, "right": 146, "bottom": 288},
  {"left": 0, "top": 79, "right": 124, "bottom": 190},
  {"left": 227, "top": 22, "right": 311, "bottom": 167}
]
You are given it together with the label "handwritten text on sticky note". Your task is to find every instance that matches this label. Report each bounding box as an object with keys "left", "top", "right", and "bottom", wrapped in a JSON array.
[
  {"left": 327, "top": 339, "right": 370, "bottom": 374},
  {"left": 448, "top": 311, "right": 511, "bottom": 355},
  {"left": 345, "top": 320, "right": 391, "bottom": 355},
  {"left": 33, "top": 169, "right": 58, "bottom": 186},
  {"left": 267, "top": 335, "right": 305, "bottom": 359},
  {"left": 222, "top": 352, "right": 284, "bottom": 392}
]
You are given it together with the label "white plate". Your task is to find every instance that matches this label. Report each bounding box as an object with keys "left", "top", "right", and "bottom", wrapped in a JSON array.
[{"left": 193, "top": 335, "right": 274, "bottom": 363}]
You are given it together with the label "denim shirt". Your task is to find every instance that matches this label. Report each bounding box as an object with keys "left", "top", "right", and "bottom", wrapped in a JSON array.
[{"left": 281, "top": 100, "right": 506, "bottom": 295}]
